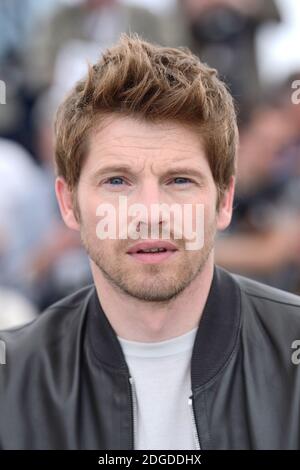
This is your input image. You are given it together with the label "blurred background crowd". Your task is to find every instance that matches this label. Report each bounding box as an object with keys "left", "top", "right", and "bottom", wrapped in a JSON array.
[{"left": 0, "top": 0, "right": 300, "bottom": 328}]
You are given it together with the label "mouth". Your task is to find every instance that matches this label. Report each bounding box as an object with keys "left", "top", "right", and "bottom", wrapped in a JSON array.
[{"left": 126, "top": 241, "right": 179, "bottom": 264}]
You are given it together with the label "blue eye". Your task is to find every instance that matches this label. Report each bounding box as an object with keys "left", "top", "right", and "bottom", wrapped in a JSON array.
[
  {"left": 173, "top": 177, "right": 192, "bottom": 185},
  {"left": 106, "top": 177, "right": 125, "bottom": 186}
]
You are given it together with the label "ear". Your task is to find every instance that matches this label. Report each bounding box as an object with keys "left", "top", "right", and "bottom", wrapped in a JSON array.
[
  {"left": 216, "top": 176, "right": 235, "bottom": 231},
  {"left": 55, "top": 177, "right": 80, "bottom": 231}
]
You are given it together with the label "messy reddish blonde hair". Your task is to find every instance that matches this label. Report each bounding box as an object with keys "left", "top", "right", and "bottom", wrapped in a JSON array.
[{"left": 54, "top": 34, "right": 238, "bottom": 201}]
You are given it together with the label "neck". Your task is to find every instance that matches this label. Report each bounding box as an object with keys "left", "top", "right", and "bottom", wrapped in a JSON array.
[{"left": 91, "top": 253, "right": 215, "bottom": 342}]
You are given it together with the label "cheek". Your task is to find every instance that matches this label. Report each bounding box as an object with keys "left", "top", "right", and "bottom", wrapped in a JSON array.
[
  {"left": 83, "top": 209, "right": 99, "bottom": 235},
  {"left": 204, "top": 200, "right": 217, "bottom": 221},
  {"left": 194, "top": 188, "right": 218, "bottom": 223},
  {"left": 197, "top": 207, "right": 216, "bottom": 243},
  {"left": 78, "top": 187, "right": 102, "bottom": 226}
]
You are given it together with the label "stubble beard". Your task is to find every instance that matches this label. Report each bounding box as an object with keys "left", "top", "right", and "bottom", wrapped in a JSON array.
[{"left": 80, "top": 220, "right": 216, "bottom": 303}]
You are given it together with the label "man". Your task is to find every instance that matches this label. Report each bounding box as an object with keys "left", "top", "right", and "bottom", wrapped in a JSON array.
[{"left": 1, "top": 34, "right": 300, "bottom": 450}]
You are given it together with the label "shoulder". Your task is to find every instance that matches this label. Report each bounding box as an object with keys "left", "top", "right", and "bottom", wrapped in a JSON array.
[
  {"left": 233, "top": 272, "right": 300, "bottom": 309},
  {"left": 229, "top": 270, "right": 300, "bottom": 342},
  {"left": 0, "top": 284, "right": 95, "bottom": 362}
]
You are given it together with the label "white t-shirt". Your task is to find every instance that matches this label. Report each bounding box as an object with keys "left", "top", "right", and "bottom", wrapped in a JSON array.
[{"left": 117, "top": 326, "right": 199, "bottom": 450}]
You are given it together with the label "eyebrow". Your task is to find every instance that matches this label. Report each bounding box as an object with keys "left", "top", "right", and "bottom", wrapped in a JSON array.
[
  {"left": 91, "top": 164, "right": 207, "bottom": 182},
  {"left": 91, "top": 165, "right": 136, "bottom": 183},
  {"left": 161, "top": 167, "right": 207, "bottom": 181}
]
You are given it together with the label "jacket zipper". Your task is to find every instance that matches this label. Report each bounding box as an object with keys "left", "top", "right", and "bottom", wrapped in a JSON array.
[
  {"left": 188, "top": 395, "right": 201, "bottom": 450},
  {"left": 129, "top": 376, "right": 138, "bottom": 450}
]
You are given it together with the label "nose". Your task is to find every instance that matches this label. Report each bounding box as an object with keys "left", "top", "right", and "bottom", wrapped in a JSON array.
[{"left": 131, "top": 179, "right": 166, "bottom": 236}]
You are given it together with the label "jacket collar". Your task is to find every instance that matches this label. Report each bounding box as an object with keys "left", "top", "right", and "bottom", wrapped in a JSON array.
[{"left": 87, "top": 265, "right": 241, "bottom": 389}]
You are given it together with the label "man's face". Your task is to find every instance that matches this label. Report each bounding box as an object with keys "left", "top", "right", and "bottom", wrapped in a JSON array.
[{"left": 56, "top": 115, "right": 234, "bottom": 302}]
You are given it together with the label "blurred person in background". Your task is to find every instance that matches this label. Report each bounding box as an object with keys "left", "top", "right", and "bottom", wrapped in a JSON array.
[
  {"left": 0, "top": 135, "right": 91, "bottom": 311},
  {"left": 215, "top": 96, "right": 300, "bottom": 293},
  {"left": 276, "top": 73, "right": 300, "bottom": 179},
  {"left": 0, "top": 0, "right": 61, "bottom": 155},
  {"left": 0, "top": 138, "right": 53, "bottom": 305},
  {"left": 162, "top": 0, "right": 281, "bottom": 121},
  {"left": 25, "top": 0, "right": 164, "bottom": 93}
]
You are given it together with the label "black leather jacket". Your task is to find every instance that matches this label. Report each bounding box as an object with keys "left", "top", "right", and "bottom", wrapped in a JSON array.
[{"left": 1, "top": 266, "right": 300, "bottom": 449}]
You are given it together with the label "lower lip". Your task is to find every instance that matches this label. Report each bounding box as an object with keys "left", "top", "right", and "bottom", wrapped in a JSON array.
[{"left": 127, "top": 250, "right": 178, "bottom": 264}]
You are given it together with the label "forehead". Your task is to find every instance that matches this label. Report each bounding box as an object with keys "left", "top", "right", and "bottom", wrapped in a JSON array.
[{"left": 84, "top": 115, "right": 209, "bottom": 173}]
